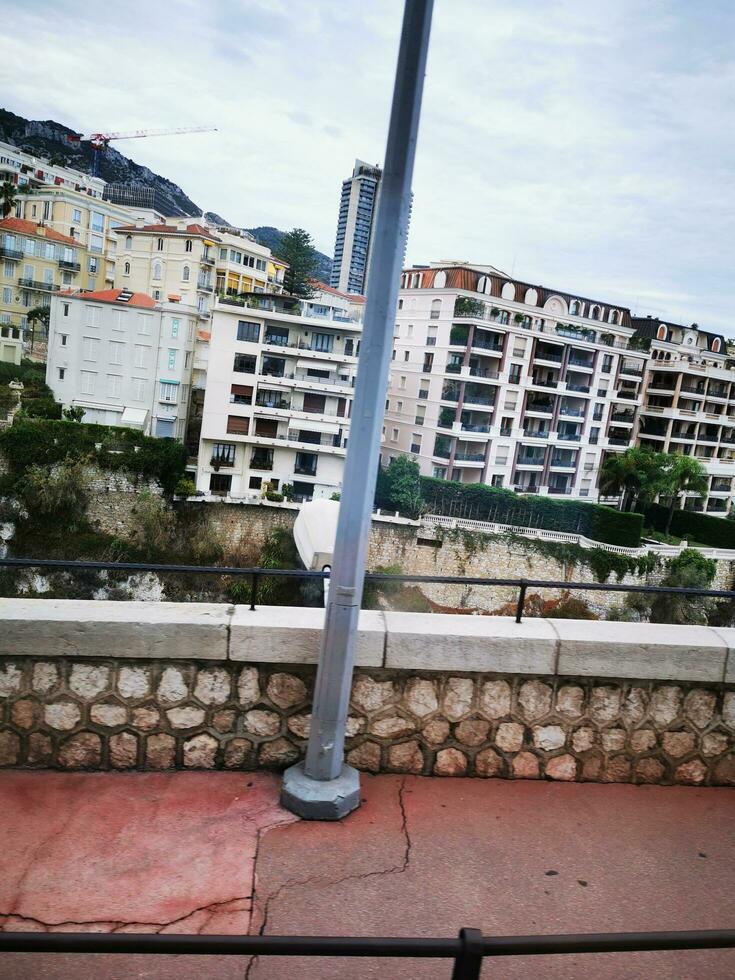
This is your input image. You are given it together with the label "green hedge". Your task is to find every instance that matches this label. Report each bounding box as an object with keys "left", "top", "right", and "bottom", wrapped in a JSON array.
[
  {"left": 418, "top": 477, "right": 643, "bottom": 547},
  {"left": 644, "top": 503, "right": 735, "bottom": 549},
  {"left": 0, "top": 419, "right": 187, "bottom": 495}
]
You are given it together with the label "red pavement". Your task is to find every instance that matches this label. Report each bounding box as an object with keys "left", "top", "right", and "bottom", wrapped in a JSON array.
[{"left": 0, "top": 771, "right": 733, "bottom": 979}]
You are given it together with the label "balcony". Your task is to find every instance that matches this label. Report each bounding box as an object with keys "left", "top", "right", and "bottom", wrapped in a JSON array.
[
  {"left": 471, "top": 336, "right": 503, "bottom": 353},
  {"left": 468, "top": 365, "right": 499, "bottom": 380},
  {"left": 608, "top": 436, "right": 631, "bottom": 446},
  {"left": 517, "top": 455, "right": 545, "bottom": 467},
  {"left": 250, "top": 452, "right": 274, "bottom": 469},
  {"left": 565, "top": 382, "right": 591, "bottom": 394},
  {"left": 58, "top": 259, "right": 81, "bottom": 272},
  {"left": 201, "top": 253, "right": 215, "bottom": 265},
  {"left": 710, "top": 479, "right": 732, "bottom": 493},
  {"left": 568, "top": 356, "right": 594, "bottom": 370},
  {"left": 556, "top": 327, "right": 595, "bottom": 342},
  {"left": 523, "top": 429, "right": 550, "bottom": 439},
  {"left": 264, "top": 332, "right": 290, "bottom": 347},
  {"left": 610, "top": 412, "right": 635, "bottom": 424},
  {"left": 0, "top": 245, "right": 23, "bottom": 261},
  {"left": 558, "top": 405, "right": 584, "bottom": 418},
  {"left": 197, "top": 279, "right": 214, "bottom": 293},
  {"left": 460, "top": 422, "right": 491, "bottom": 434},
  {"left": 255, "top": 395, "right": 291, "bottom": 409},
  {"left": 548, "top": 484, "right": 572, "bottom": 494},
  {"left": 557, "top": 432, "right": 582, "bottom": 442},
  {"left": 616, "top": 389, "right": 639, "bottom": 401},
  {"left": 453, "top": 451, "right": 485, "bottom": 462},
  {"left": 531, "top": 377, "right": 558, "bottom": 389},
  {"left": 619, "top": 363, "right": 644, "bottom": 377},
  {"left": 526, "top": 401, "right": 554, "bottom": 415},
  {"left": 535, "top": 348, "right": 563, "bottom": 363},
  {"left": 18, "top": 278, "right": 59, "bottom": 292},
  {"left": 294, "top": 462, "right": 318, "bottom": 476},
  {"left": 550, "top": 455, "right": 576, "bottom": 469}
]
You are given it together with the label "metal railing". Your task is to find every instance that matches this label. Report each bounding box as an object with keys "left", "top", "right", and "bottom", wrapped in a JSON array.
[
  {"left": 2, "top": 556, "right": 735, "bottom": 623},
  {"left": 1, "top": 927, "right": 733, "bottom": 976}
]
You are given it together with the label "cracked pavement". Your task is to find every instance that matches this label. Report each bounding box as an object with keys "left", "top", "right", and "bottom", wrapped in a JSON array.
[{"left": 0, "top": 772, "right": 734, "bottom": 979}]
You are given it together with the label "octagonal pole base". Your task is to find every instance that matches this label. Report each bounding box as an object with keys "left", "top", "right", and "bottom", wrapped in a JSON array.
[{"left": 281, "top": 762, "right": 361, "bottom": 821}]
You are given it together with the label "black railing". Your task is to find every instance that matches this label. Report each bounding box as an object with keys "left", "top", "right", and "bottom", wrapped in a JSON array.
[
  {"left": 2, "top": 926, "right": 733, "bottom": 977},
  {"left": 2, "top": 557, "right": 735, "bottom": 624}
]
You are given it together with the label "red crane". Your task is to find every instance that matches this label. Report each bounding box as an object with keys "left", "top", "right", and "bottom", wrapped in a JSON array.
[{"left": 67, "top": 126, "right": 217, "bottom": 176}]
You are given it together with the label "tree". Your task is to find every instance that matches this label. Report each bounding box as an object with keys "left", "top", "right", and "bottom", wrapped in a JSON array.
[
  {"left": 660, "top": 454, "right": 709, "bottom": 534},
  {"left": 0, "top": 180, "right": 18, "bottom": 218},
  {"left": 277, "top": 228, "right": 319, "bottom": 297},
  {"left": 63, "top": 406, "right": 86, "bottom": 422},
  {"left": 599, "top": 448, "right": 668, "bottom": 511},
  {"left": 377, "top": 455, "right": 423, "bottom": 519},
  {"left": 650, "top": 548, "right": 716, "bottom": 625}
]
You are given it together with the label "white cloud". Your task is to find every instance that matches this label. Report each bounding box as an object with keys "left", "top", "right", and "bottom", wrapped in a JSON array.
[{"left": 0, "top": 0, "right": 732, "bottom": 331}]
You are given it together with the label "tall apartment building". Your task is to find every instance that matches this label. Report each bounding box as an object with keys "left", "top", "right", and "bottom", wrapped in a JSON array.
[
  {"left": 46, "top": 288, "right": 198, "bottom": 438},
  {"left": 383, "top": 264, "right": 649, "bottom": 500},
  {"left": 0, "top": 140, "right": 106, "bottom": 201},
  {"left": 196, "top": 285, "right": 364, "bottom": 500},
  {"left": 0, "top": 217, "right": 88, "bottom": 354},
  {"left": 329, "top": 159, "right": 382, "bottom": 295},
  {"left": 634, "top": 316, "right": 735, "bottom": 516}
]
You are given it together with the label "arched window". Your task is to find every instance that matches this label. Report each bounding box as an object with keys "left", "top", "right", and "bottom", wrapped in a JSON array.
[
  {"left": 125, "top": 235, "right": 132, "bottom": 249},
  {"left": 156, "top": 238, "right": 164, "bottom": 251},
  {"left": 182, "top": 265, "right": 190, "bottom": 282},
  {"left": 590, "top": 305, "right": 600, "bottom": 320},
  {"left": 570, "top": 301, "right": 580, "bottom": 316},
  {"left": 153, "top": 261, "right": 162, "bottom": 280},
  {"left": 430, "top": 298, "right": 441, "bottom": 319},
  {"left": 657, "top": 324, "right": 667, "bottom": 341},
  {"left": 499, "top": 310, "right": 509, "bottom": 324},
  {"left": 712, "top": 338, "right": 722, "bottom": 353},
  {"left": 609, "top": 310, "right": 619, "bottom": 324},
  {"left": 123, "top": 261, "right": 130, "bottom": 276},
  {"left": 185, "top": 239, "right": 193, "bottom": 253}
]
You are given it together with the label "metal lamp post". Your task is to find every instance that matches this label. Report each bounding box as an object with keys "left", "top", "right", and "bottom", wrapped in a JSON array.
[{"left": 282, "top": 0, "right": 434, "bottom": 820}]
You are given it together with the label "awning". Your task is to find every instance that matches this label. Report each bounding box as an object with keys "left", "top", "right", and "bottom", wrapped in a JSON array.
[
  {"left": 120, "top": 407, "right": 148, "bottom": 428},
  {"left": 296, "top": 358, "right": 335, "bottom": 370},
  {"left": 73, "top": 400, "right": 117, "bottom": 412},
  {"left": 292, "top": 418, "right": 340, "bottom": 435}
]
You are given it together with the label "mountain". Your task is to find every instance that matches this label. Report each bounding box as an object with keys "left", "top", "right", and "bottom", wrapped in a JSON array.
[
  {"left": 246, "top": 226, "right": 333, "bottom": 284},
  {"left": 0, "top": 109, "right": 334, "bottom": 281}
]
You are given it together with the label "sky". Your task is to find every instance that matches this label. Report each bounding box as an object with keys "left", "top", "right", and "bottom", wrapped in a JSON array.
[{"left": 1, "top": 0, "right": 733, "bottom": 331}]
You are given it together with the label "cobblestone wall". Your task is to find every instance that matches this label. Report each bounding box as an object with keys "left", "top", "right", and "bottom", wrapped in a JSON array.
[
  {"left": 1, "top": 658, "right": 732, "bottom": 785},
  {"left": 84, "top": 469, "right": 163, "bottom": 537}
]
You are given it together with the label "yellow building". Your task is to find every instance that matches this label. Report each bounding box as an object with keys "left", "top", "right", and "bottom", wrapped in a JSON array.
[{"left": 0, "top": 216, "right": 89, "bottom": 360}]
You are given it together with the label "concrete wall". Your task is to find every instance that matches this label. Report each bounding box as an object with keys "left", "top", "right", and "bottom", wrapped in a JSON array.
[{"left": 0, "top": 599, "right": 732, "bottom": 785}]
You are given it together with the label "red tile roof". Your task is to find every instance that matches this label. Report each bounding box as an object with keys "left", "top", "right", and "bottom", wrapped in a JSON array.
[
  {"left": 0, "top": 216, "right": 80, "bottom": 247},
  {"left": 67, "top": 288, "right": 157, "bottom": 309},
  {"left": 113, "top": 222, "right": 221, "bottom": 241},
  {"left": 311, "top": 280, "right": 366, "bottom": 303}
]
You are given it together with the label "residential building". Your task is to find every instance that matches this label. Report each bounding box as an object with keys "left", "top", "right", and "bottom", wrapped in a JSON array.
[
  {"left": 211, "top": 226, "right": 287, "bottom": 295},
  {"left": 0, "top": 216, "right": 87, "bottom": 348},
  {"left": 196, "top": 284, "right": 364, "bottom": 500},
  {"left": 633, "top": 316, "right": 735, "bottom": 516},
  {"left": 0, "top": 140, "right": 106, "bottom": 200},
  {"left": 330, "top": 159, "right": 382, "bottom": 295},
  {"left": 46, "top": 288, "right": 198, "bottom": 439},
  {"left": 383, "top": 263, "right": 649, "bottom": 500}
]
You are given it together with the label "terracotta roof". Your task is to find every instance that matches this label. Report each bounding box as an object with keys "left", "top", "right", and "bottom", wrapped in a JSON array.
[
  {"left": 113, "top": 222, "right": 221, "bottom": 241},
  {"left": 65, "top": 288, "right": 157, "bottom": 309},
  {"left": 0, "top": 216, "right": 80, "bottom": 247},
  {"left": 311, "top": 280, "right": 366, "bottom": 303}
]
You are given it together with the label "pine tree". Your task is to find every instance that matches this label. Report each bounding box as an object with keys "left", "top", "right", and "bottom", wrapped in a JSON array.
[{"left": 277, "top": 228, "right": 319, "bottom": 297}]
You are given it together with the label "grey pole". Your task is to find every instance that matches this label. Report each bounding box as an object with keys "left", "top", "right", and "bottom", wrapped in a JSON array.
[{"left": 282, "top": 0, "right": 434, "bottom": 820}]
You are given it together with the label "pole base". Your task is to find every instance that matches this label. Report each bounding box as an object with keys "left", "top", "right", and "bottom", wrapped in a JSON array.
[{"left": 281, "top": 762, "right": 361, "bottom": 821}]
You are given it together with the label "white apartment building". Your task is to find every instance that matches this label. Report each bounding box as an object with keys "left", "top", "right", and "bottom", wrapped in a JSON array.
[
  {"left": 46, "top": 288, "right": 198, "bottom": 439},
  {"left": 634, "top": 316, "right": 735, "bottom": 516},
  {"left": 196, "top": 285, "right": 363, "bottom": 500},
  {"left": 383, "top": 263, "right": 649, "bottom": 501},
  {"left": 0, "top": 140, "right": 106, "bottom": 200}
]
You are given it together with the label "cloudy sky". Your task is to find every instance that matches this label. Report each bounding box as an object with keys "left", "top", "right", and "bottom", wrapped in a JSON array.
[{"left": 2, "top": 0, "right": 733, "bottom": 330}]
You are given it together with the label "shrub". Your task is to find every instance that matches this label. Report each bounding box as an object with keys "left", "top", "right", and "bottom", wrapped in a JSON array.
[
  {"left": 545, "top": 597, "right": 598, "bottom": 620},
  {"left": 650, "top": 548, "right": 716, "bottom": 625},
  {"left": 20, "top": 460, "right": 89, "bottom": 528},
  {"left": 644, "top": 503, "right": 735, "bottom": 549},
  {"left": 128, "top": 492, "right": 177, "bottom": 560},
  {"left": 417, "top": 477, "right": 643, "bottom": 547},
  {"left": 175, "top": 477, "right": 196, "bottom": 496},
  {"left": 22, "top": 398, "right": 63, "bottom": 420},
  {"left": 266, "top": 491, "right": 284, "bottom": 502},
  {"left": 376, "top": 456, "right": 423, "bottom": 519}
]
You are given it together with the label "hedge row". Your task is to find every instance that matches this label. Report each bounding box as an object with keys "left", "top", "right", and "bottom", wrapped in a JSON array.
[
  {"left": 419, "top": 477, "right": 643, "bottom": 547},
  {"left": 644, "top": 503, "right": 735, "bottom": 549},
  {"left": 0, "top": 419, "right": 187, "bottom": 495}
]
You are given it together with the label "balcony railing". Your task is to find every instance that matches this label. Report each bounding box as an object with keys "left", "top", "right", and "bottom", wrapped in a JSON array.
[
  {"left": 454, "top": 451, "right": 485, "bottom": 462},
  {"left": 523, "top": 429, "right": 550, "bottom": 439},
  {"left": 18, "top": 278, "right": 59, "bottom": 292},
  {"left": 0, "top": 246, "right": 23, "bottom": 261},
  {"left": 548, "top": 485, "right": 571, "bottom": 494},
  {"left": 295, "top": 464, "right": 318, "bottom": 476},
  {"left": 531, "top": 378, "right": 558, "bottom": 388},
  {"left": 255, "top": 396, "right": 291, "bottom": 409},
  {"left": 559, "top": 407, "right": 584, "bottom": 417},
  {"left": 526, "top": 402, "right": 554, "bottom": 414},
  {"left": 535, "top": 349, "right": 562, "bottom": 362},
  {"left": 550, "top": 456, "right": 576, "bottom": 467},
  {"left": 557, "top": 433, "right": 582, "bottom": 442},
  {"left": 608, "top": 437, "right": 631, "bottom": 446},
  {"left": 611, "top": 412, "right": 635, "bottom": 423},
  {"left": 250, "top": 453, "right": 274, "bottom": 469},
  {"left": 620, "top": 364, "right": 643, "bottom": 377},
  {"left": 471, "top": 338, "right": 503, "bottom": 352},
  {"left": 517, "top": 455, "right": 545, "bottom": 466},
  {"left": 460, "top": 423, "right": 491, "bottom": 433},
  {"left": 58, "top": 259, "right": 81, "bottom": 272},
  {"left": 568, "top": 356, "right": 594, "bottom": 368},
  {"left": 197, "top": 279, "right": 214, "bottom": 292},
  {"left": 201, "top": 253, "right": 215, "bottom": 265},
  {"left": 469, "top": 366, "right": 499, "bottom": 379}
]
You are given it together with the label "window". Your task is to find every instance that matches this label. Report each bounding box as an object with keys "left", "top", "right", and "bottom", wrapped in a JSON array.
[
  {"left": 234, "top": 353, "right": 257, "bottom": 373},
  {"left": 185, "top": 239, "right": 193, "bottom": 253},
  {"left": 82, "top": 336, "right": 99, "bottom": 361},
  {"left": 59, "top": 334, "right": 68, "bottom": 347},
  {"left": 44, "top": 268, "right": 54, "bottom": 286},
  {"left": 3, "top": 260, "right": 12, "bottom": 277},
  {"left": 88, "top": 257, "right": 98, "bottom": 274},
  {"left": 167, "top": 349, "right": 177, "bottom": 371},
  {"left": 418, "top": 386, "right": 428, "bottom": 399},
  {"left": 593, "top": 403, "right": 603, "bottom": 421},
  {"left": 265, "top": 325, "right": 289, "bottom": 346},
  {"left": 124, "top": 235, "right": 132, "bottom": 249},
  {"left": 237, "top": 320, "right": 260, "bottom": 343},
  {"left": 312, "top": 332, "right": 334, "bottom": 353},
  {"left": 209, "top": 473, "right": 232, "bottom": 494},
  {"left": 415, "top": 411, "right": 425, "bottom": 425},
  {"left": 398, "top": 299, "right": 404, "bottom": 310},
  {"left": 403, "top": 350, "right": 410, "bottom": 361},
  {"left": 397, "top": 400, "right": 403, "bottom": 413},
  {"left": 107, "top": 375, "right": 122, "bottom": 397},
  {"left": 399, "top": 376, "right": 407, "bottom": 389},
  {"left": 137, "top": 314, "right": 151, "bottom": 335},
  {"left": 90, "top": 211, "right": 104, "bottom": 233},
  {"left": 407, "top": 324, "right": 414, "bottom": 337},
  {"left": 80, "top": 371, "right": 96, "bottom": 395},
  {"left": 249, "top": 476, "right": 262, "bottom": 489},
  {"left": 90, "top": 234, "right": 103, "bottom": 254},
  {"left": 61, "top": 272, "right": 72, "bottom": 285},
  {"left": 132, "top": 378, "right": 146, "bottom": 401},
  {"left": 423, "top": 352, "right": 434, "bottom": 373},
  {"left": 156, "top": 238, "right": 164, "bottom": 251},
  {"left": 590, "top": 427, "right": 600, "bottom": 445},
  {"left": 219, "top": 248, "right": 227, "bottom": 260},
  {"left": 73, "top": 209, "right": 82, "bottom": 224},
  {"left": 111, "top": 310, "right": 125, "bottom": 331},
  {"left": 432, "top": 466, "right": 446, "bottom": 479},
  {"left": 187, "top": 321, "right": 194, "bottom": 341},
  {"left": 57, "top": 367, "right": 65, "bottom": 381},
  {"left": 83, "top": 305, "right": 101, "bottom": 327},
  {"left": 230, "top": 384, "right": 253, "bottom": 404},
  {"left": 509, "top": 363, "right": 522, "bottom": 384},
  {"left": 430, "top": 299, "right": 441, "bottom": 319},
  {"left": 109, "top": 341, "right": 124, "bottom": 365},
  {"left": 491, "top": 475, "right": 504, "bottom": 487},
  {"left": 134, "top": 345, "right": 149, "bottom": 368},
  {"left": 182, "top": 265, "right": 190, "bottom": 282},
  {"left": 159, "top": 382, "right": 178, "bottom": 403},
  {"left": 169, "top": 318, "right": 180, "bottom": 339},
  {"left": 153, "top": 261, "right": 162, "bottom": 280},
  {"left": 410, "top": 433, "right": 422, "bottom": 454},
  {"left": 601, "top": 355, "right": 613, "bottom": 374},
  {"left": 124, "top": 261, "right": 130, "bottom": 276},
  {"left": 227, "top": 415, "right": 250, "bottom": 435},
  {"left": 391, "top": 428, "right": 399, "bottom": 441},
  {"left": 391, "top": 349, "right": 396, "bottom": 361},
  {"left": 1, "top": 287, "right": 10, "bottom": 303},
  {"left": 184, "top": 351, "right": 191, "bottom": 369}
]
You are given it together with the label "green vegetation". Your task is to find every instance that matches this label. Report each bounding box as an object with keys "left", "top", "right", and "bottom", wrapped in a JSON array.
[
  {"left": 20, "top": 460, "right": 90, "bottom": 529},
  {"left": 376, "top": 455, "right": 424, "bottom": 519},
  {"left": 649, "top": 548, "right": 716, "bottom": 625},
  {"left": 545, "top": 597, "right": 598, "bottom": 620},
  {"left": 453, "top": 297, "right": 485, "bottom": 318},
  {"left": 515, "top": 537, "right": 660, "bottom": 583},
  {"left": 0, "top": 419, "right": 187, "bottom": 494},
  {"left": 645, "top": 503, "right": 735, "bottom": 550},
  {"left": 276, "top": 228, "right": 319, "bottom": 297}
]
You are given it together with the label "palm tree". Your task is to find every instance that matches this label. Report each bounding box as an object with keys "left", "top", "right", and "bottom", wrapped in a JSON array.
[
  {"left": 599, "top": 447, "right": 669, "bottom": 511},
  {"left": 0, "top": 180, "right": 18, "bottom": 218},
  {"left": 661, "top": 454, "right": 709, "bottom": 533}
]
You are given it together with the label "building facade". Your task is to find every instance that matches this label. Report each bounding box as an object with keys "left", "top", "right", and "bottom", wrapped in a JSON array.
[
  {"left": 196, "top": 285, "right": 363, "bottom": 500},
  {"left": 329, "top": 159, "right": 382, "bottom": 295},
  {"left": 634, "top": 317, "right": 735, "bottom": 516},
  {"left": 383, "top": 264, "right": 649, "bottom": 501},
  {"left": 46, "top": 288, "right": 198, "bottom": 439},
  {"left": 0, "top": 140, "right": 106, "bottom": 201}
]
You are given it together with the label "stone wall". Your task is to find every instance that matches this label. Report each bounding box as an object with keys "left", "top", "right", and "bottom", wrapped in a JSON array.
[
  {"left": 84, "top": 469, "right": 163, "bottom": 537},
  {"left": 0, "top": 599, "right": 733, "bottom": 785}
]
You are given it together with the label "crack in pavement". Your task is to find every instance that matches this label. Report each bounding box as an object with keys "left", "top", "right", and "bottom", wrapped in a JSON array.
[{"left": 244, "top": 779, "right": 412, "bottom": 980}]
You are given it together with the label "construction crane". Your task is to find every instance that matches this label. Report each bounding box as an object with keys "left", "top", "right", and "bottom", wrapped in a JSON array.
[{"left": 66, "top": 126, "right": 217, "bottom": 177}]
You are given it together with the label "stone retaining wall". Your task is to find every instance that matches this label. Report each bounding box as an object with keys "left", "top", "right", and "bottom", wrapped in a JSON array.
[{"left": 0, "top": 599, "right": 733, "bottom": 785}]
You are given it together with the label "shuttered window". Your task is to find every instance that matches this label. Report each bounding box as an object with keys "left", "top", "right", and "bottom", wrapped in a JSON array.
[{"left": 226, "top": 415, "right": 250, "bottom": 435}]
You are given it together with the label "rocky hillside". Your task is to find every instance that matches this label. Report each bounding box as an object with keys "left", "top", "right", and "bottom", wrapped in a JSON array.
[{"left": 246, "top": 226, "right": 333, "bottom": 284}]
